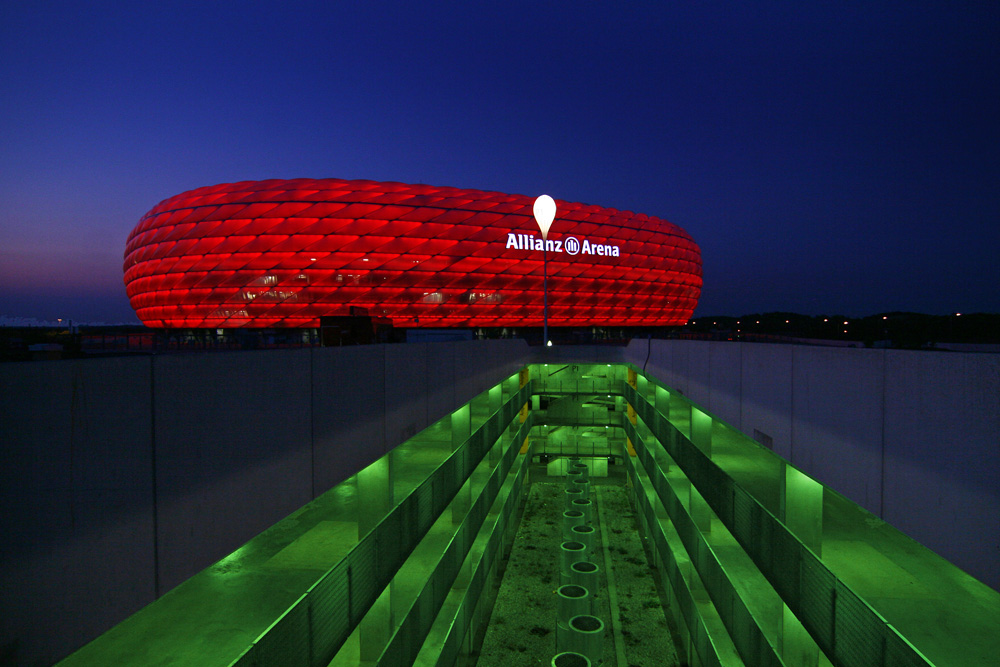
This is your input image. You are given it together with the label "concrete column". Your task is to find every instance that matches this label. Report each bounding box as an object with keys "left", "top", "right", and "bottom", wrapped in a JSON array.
[
  {"left": 654, "top": 385, "right": 670, "bottom": 411},
  {"left": 671, "top": 392, "right": 689, "bottom": 439},
  {"left": 780, "top": 463, "right": 823, "bottom": 556},
  {"left": 689, "top": 484, "right": 712, "bottom": 533},
  {"left": 690, "top": 406, "right": 712, "bottom": 458},
  {"left": 638, "top": 415, "right": 653, "bottom": 443},
  {"left": 655, "top": 385, "right": 670, "bottom": 431},
  {"left": 637, "top": 373, "right": 649, "bottom": 401},
  {"left": 356, "top": 457, "right": 395, "bottom": 662},
  {"left": 489, "top": 384, "right": 502, "bottom": 417},
  {"left": 451, "top": 403, "right": 471, "bottom": 448},
  {"left": 779, "top": 603, "right": 819, "bottom": 667},
  {"left": 488, "top": 434, "right": 503, "bottom": 469},
  {"left": 358, "top": 457, "right": 394, "bottom": 535},
  {"left": 651, "top": 435, "right": 671, "bottom": 472},
  {"left": 688, "top": 553, "right": 710, "bottom": 607},
  {"left": 451, "top": 405, "right": 472, "bottom": 524}
]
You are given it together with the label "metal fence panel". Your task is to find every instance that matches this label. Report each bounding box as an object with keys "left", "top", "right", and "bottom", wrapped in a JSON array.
[
  {"left": 834, "top": 581, "right": 885, "bottom": 667},
  {"left": 348, "top": 538, "right": 379, "bottom": 625},
  {"left": 308, "top": 561, "right": 351, "bottom": 665}
]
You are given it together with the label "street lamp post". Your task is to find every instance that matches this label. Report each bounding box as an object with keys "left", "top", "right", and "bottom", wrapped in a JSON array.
[{"left": 533, "top": 195, "right": 556, "bottom": 347}]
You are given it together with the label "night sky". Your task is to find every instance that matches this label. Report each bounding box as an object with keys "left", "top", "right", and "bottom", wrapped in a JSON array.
[{"left": 2, "top": 2, "right": 997, "bottom": 324}]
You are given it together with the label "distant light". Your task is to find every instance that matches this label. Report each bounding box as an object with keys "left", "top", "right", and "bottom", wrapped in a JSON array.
[
  {"left": 785, "top": 320, "right": 789, "bottom": 324},
  {"left": 955, "top": 312, "right": 962, "bottom": 316},
  {"left": 882, "top": 316, "right": 888, "bottom": 320},
  {"left": 546, "top": 340, "right": 553, "bottom": 347},
  {"left": 533, "top": 195, "right": 557, "bottom": 240},
  {"left": 310, "top": 258, "right": 317, "bottom": 261},
  {"left": 824, "top": 318, "right": 828, "bottom": 322},
  {"left": 843, "top": 321, "right": 849, "bottom": 325}
]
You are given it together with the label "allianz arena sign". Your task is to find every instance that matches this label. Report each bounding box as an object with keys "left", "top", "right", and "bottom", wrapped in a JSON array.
[{"left": 505, "top": 232, "right": 622, "bottom": 258}]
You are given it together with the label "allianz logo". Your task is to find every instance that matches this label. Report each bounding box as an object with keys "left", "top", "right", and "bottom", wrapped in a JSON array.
[{"left": 505, "top": 232, "right": 622, "bottom": 257}]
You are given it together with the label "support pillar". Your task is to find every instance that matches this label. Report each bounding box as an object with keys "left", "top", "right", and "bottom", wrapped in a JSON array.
[
  {"left": 356, "top": 457, "right": 395, "bottom": 662},
  {"left": 670, "top": 392, "right": 687, "bottom": 438},
  {"left": 451, "top": 404, "right": 472, "bottom": 524},
  {"left": 655, "top": 385, "right": 670, "bottom": 415},
  {"left": 489, "top": 383, "right": 502, "bottom": 417},
  {"left": 489, "top": 435, "right": 503, "bottom": 469},
  {"left": 780, "top": 464, "right": 823, "bottom": 556},
  {"left": 779, "top": 603, "right": 819, "bottom": 667},
  {"left": 654, "top": 385, "right": 670, "bottom": 434},
  {"left": 637, "top": 373, "right": 649, "bottom": 401},
  {"left": 689, "top": 484, "right": 713, "bottom": 533},
  {"left": 690, "top": 406, "right": 712, "bottom": 458}
]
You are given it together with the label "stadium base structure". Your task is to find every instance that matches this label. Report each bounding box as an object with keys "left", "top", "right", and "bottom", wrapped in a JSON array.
[{"left": 55, "top": 364, "right": 998, "bottom": 667}]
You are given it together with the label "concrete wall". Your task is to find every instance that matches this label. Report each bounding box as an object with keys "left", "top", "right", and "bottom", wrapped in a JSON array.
[
  {"left": 626, "top": 339, "right": 1000, "bottom": 591},
  {"left": 0, "top": 340, "right": 530, "bottom": 667}
]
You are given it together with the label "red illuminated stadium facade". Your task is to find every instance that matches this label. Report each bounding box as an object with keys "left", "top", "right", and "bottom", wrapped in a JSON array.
[{"left": 124, "top": 179, "right": 702, "bottom": 329}]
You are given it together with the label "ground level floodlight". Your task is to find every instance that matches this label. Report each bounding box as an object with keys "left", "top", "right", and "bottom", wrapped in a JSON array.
[
  {"left": 570, "top": 560, "right": 600, "bottom": 592},
  {"left": 551, "top": 652, "right": 591, "bottom": 667},
  {"left": 562, "top": 509, "right": 585, "bottom": 540},
  {"left": 557, "top": 614, "right": 605, "bottom": 664},
  {"left": 557, "top": 584, "right": 592, "bottom": 630},
  {"left": 560, "top": 541, "right": 587, "bottom": 575}
]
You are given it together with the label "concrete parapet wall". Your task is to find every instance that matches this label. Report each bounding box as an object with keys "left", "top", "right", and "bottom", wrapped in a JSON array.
[
  {"left": 625, "top": 339, "right": 1000, "bottom": 591},
  {"left": 0, "top": 339, "right": 530, "bottom": 666}
]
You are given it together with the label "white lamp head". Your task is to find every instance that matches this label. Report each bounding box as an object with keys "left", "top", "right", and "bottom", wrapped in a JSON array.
[{"left": 533, "top": 194, "right": 556, "bottom": 240}]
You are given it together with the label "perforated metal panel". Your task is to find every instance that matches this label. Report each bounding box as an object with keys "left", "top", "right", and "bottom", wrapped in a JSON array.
[
  {"left": 230, "top": 380, "right": 533, "bottom": 667},
  {"left": 622, "top": 380, "right": 933, "bottom": 667},
  {"left": 232, "top": 596, "right": 311, "bottom": 667},
  {"left": 626, "top": 420, "right": 784, "bottom": 667},
  {"left": 375, "top": 407, "right": 534, "bottom": 665},
  {"left": 308, "top": 562, "right": 351, "bottom": 666},
  {"left": 435, "top": 429, "right": 530, "bottom": 667}
]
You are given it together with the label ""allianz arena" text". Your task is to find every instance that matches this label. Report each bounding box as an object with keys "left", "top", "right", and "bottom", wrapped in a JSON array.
[{"left": 505, "top": 232, "right": 622, "bottom": 257}]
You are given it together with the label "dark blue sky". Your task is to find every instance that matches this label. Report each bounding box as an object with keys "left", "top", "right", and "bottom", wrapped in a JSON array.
[{"left": 2, "top": 2, "right": 997, "bottom": 323}]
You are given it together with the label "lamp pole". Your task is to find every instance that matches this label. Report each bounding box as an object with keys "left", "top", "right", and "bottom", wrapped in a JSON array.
[
  {"left": 543, "top": 242, "right": 548, "bottom": 346},
  {"left": 533, "top": 195, "right": 556, "bottom": 347}
]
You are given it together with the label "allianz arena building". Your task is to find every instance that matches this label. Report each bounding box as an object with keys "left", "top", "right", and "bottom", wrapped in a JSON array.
[{"left": 124, "top": 179, "right": 702, "bottom": 330}]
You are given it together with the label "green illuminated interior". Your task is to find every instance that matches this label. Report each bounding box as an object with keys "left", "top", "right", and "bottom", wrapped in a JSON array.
[{"left": 56, "top": 363, "right": 999, "bottom": 667}]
